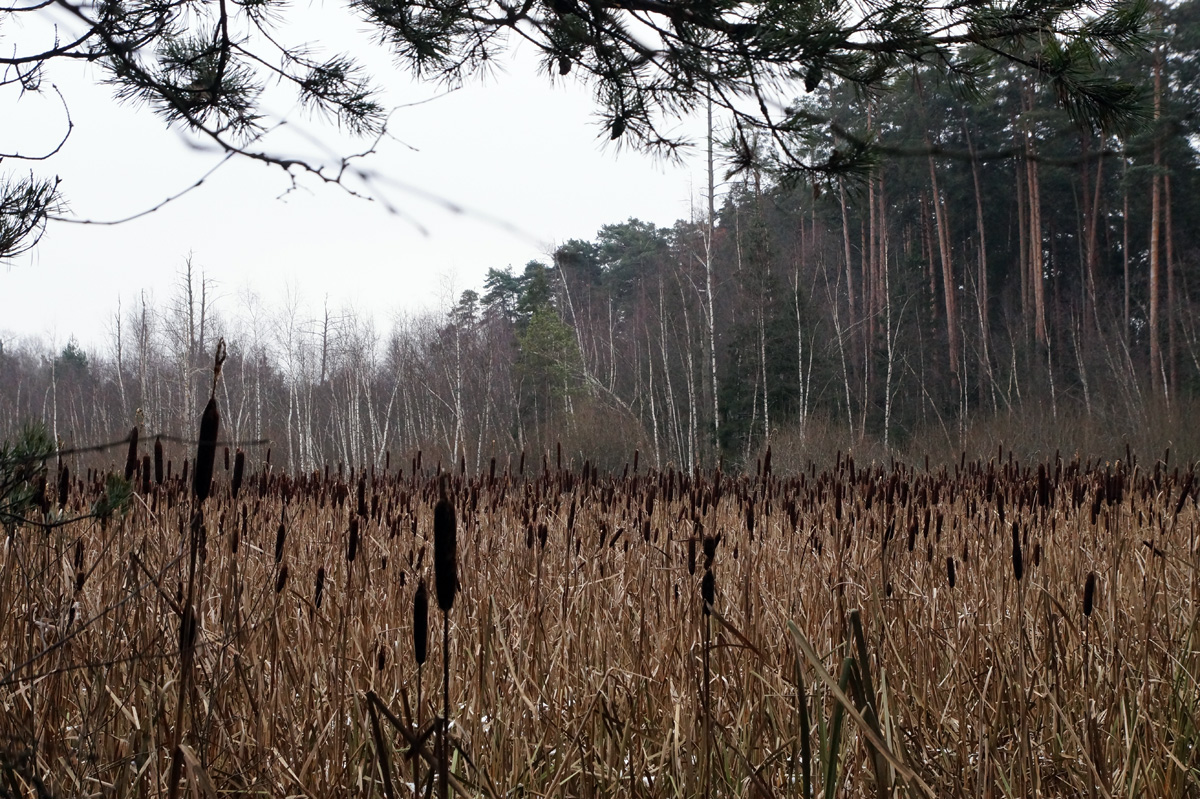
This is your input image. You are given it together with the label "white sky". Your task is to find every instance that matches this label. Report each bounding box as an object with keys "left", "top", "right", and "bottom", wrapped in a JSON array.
[{"left": 0, "top": 3, "right": 713, "bottom": 352}]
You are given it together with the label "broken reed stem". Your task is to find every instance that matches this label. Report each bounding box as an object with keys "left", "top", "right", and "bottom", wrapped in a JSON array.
[{"left": 367, "top": 695, "right": 398, "bottom": 799}]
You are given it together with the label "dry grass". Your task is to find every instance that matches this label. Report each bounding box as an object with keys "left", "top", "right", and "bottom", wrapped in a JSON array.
[{"left": 1, "top": 449, "right": 1198, "bottom": 798}]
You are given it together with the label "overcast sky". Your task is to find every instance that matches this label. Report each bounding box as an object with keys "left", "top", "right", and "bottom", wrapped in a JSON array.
[{"left": 1, "top": 3, "right": 714, "bottom": 352}]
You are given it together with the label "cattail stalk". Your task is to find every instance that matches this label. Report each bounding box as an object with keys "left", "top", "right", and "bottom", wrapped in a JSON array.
[
  {"left": 169, "top": 340, "right": 225, "bottom": 799},
  {"left": 413, "top": 579, "right": 429, "bottom": 795},
  {"left": 433, "top": 493, "right": 457, "bottom": 799}
]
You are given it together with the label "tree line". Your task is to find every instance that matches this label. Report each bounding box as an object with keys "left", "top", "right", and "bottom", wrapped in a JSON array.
[{"left": 3, "top": 2, "right": 1198, "bottom": 470}]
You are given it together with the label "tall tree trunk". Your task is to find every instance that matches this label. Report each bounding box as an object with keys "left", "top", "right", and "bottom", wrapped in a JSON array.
[
  {"left": 1024, "top": 119, "right": 1048, "bottom": 348},
  {"left": 1166, "top": 172, "right": 1177, "bottom": 397},
  {"left": 1123, "top": 150, "right": 1131, "bottom": 347},
  {"left": 759, "top": 309, "right": 770, "bottom": 445},
  {"left": 1149, "top": 47, "right": 1163, "bottom": 391},
  {"left": 927, "top": 150, "right": 960, "bottom": 381},
  {"left": 1016, "top": 151, "right": 1031, "bottom": 338},
  {"left": 706, "top": 91, "right": 720, "bottom": 453},
  {"left": 839, "top": 180, "right": 858, "bottom": 338},
  {"left": 965, "top": 121, "right": 996, "bottom": 411},
  {"left": 1081, "top": 137, "right": 1104, "bottom": 333}
]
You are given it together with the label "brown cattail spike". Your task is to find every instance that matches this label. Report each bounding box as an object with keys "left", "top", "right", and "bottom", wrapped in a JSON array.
[
  {"left": 194, "top": 399, "right": 219, "bottom": 504},
  {"left": 701, "top": 568, "right": 715, "bottom": 615},
  {"left": 124, "top": 426, "right": 139, "bottom": 482},
  {"left": 57, "top": 465, "right": 70, "bottom": 510},
  {"left": 702, "top": 532, "right": 721, "bottom": 569},
  {"left": 433, "top": 496, "right": 458, "bottom": 612},
  {"left": 347, "top": 517, "right": 359, "bottom": 562},
  {"left": 232, "top": 450, "right": 244, "bottom": 498},
  {"left": 275, "top": 507, "right": 287, "bottom": 564},
  {"left": 1011, "top": 521, "right": 1023, "bottom": 582},
  {"left": 193, "top": 340, "right": 226, "bottom": 504},
  {"left": 413, "top": 579, "right": 429, "bottom": 665},
  {"left": 314, "top": 566, "right": 326, "bottom": 609},
  {"left": 154, "top": 436, "right": 164, "bottom": 484},
  {"left": 1083, "top": 571, "right": 1096, "bottom": 618}
]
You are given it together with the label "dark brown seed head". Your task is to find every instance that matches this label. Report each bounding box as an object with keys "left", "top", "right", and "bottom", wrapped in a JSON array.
[
  {"left": 34, "top": 475, "right": 48, "bottom": 515},
  {"left": 1011, "top": 521, "right": 1023, "bottom": 582},
  {"left": 57, "top": 465, "right": 70, "bottom": 510},
  {"left": 154, "top": 437, "right": 164, "bottom": 484},
  {"left": 433, "top": 497, "right": 458, "bottom": 612},
  {"left": 179, "top": 604, "right": 197, "bottom": 660},
  {"left": 275, "top": 512, "right": 287, "bottom": 564},
  {"left": 1083, "top": 571, "right": 1096, "bottom": 618},
  {"left": 124, "top": 426, "right": 139, "bottom": 482},
  {"left": 347, "top": 516, "right": 359, "bottom": 563},
  {"left": 687, "top": 538, "right": 696, "bottom": 576},
  {"left": 946, "top": 556, "right": 956, "bottom": 588},
  {"left": 701, "top": 568, "right": 715, "bottom": 615},
  {"left": 194, "top": 398, "right": 219, "bottom": 504},
  {"left": 232, "top": 450, "right": 244, "bottom": 498},
  {"left": 275, "top": 563, "right": 289, "bottom": 594},
  {"left": 314, "top": 566, "right": 326, "bottom": 609},
  {"left": 702, "top": 532, "right": 721, "bottom": 568},
  {"left": 413, "top": 579, "right": 429, "bottom": 665}
]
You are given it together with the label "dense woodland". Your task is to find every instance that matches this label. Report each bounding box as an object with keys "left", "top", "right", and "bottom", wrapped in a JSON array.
[{"left": 3, "top": 2, "right": 1200, "bottom": 471}]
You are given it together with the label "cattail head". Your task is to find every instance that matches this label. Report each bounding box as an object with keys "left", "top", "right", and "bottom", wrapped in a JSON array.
[
  {"left": 57, "top": 465, "right": 70, "bottom": 510},
  {"left": 154, "top": 436, "right": 164, "bottom": 485},
  {"left": 124, "top": 426, "right": 139, "bottom": 482},
  {"left": 1011, "top": 521, "right": 1023, "bottom": 582},
  {"left": 232, "top": 449, "right": 244, "bottom": 498},
  {"left": 193, "top": 340, "right": 226, "bottom": 504},
  {"left": 34, "top": 475, "right": 48, "bottom": 515},
  {"left": 701, "top": 568, "right": 715, "bottom": 615},
  {"left": 1083, "top": 571, "right": 1096, "bottom": 618},
  {"left": 275, "top": 507, "right": 287, "bottom": 564},
  {"left": 413, "top": 579, "right": 429, "bottom": 665},
  {"left": 275, "top": 563, "right": 289, "bottom": 594},
  {"left": 314, "top": 566, "right": 326, "bottom": 609},
  {"left": 946, "top": 556, "right": 956, "bottom": 588},
  {"left": 347, "top": 516, "right": 359, "bottom": 562},
  {"left": 193, "top": 398, "right": 219, "bottom": 504},
  {"left": 702, "top": 532, "right": 721, "bottom": 569},
  {"left": 434, "top": 495, "right": 458, "bottom": 612}
]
